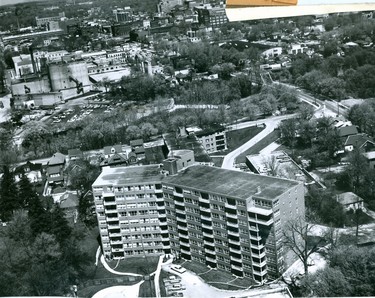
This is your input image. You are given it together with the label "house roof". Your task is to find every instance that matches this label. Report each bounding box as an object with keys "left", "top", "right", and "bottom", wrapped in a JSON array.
[
  {"left": 103, "top": 145, "right": 123, "bottom": 155},
  {"left": 338, "top": 125, "right": 358, "bottom": 138},
  {"left": 60, "top": 193, "right": 79, "bottom": 209},
  {"left": 337, "top": 192, "right": 363, "bottom": 206},
  {"left": 345, "top": 134, "right": 374, "bottom": 147},
  {"left": 48, "top": 152, "right": 66, "bottom": 166},
  {"left": 14, "top": 161, "right": 43, "bottom": 174},
  {"left": 130, "top": 139, "right": 144, "bottom": 147},
  {"left": 47, "top": 165, "right": 62, "bottom": 175},
  {"left": 100, "top": 153, "right": 128, "bottom": 167},
  {"left": 135, "top": 147, "right": 145, "bottom": 154},
  {"left": 68, "top": 148, "right": 83, "bottom": 157},
  {"left": 363, "top": 151, "right": 375, "bottom": 160}
]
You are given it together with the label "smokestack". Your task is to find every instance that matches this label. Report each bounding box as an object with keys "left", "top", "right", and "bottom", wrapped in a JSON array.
[{"left": 29, "top": 45, "right": 38, "bottom": 74}]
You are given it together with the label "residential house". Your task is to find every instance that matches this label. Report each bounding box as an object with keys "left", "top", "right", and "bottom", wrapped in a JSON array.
[
  {"left": 14, "top": 161, "right": 43, "bottom": 183},
  {"left": 68, "top": 148, "right": 83, "bottom": 161},
  {"left": 344, "top": 133, "right": 375, "bottom": 152},
  {"left": 100, "top": 151, "right": 137, "bottom": 168},
  {"left": 59, "top": 192, "right": 79, "bottom": 223},
  {"left": 363, "top": 151, "right": 375, "bottom": 169},
  {"left": 130, "top": 139, "right": 145, "bottom": 160},
  {"left": 336, "top": 192, "right": 364, "bottom": 211},
  {"left": 51, "top": 186, "right": 66, "bottom": 203},
  {"left": 46, "top": 152, "right": 66, "bottom": 185},
  {"left": 337, "top": 125, "right": 358, "bottom": 139},
  {"left": 103, "top": 145, "right": 122, "bottom": 158}
]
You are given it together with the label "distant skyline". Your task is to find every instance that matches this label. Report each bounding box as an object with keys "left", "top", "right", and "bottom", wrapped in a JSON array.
[{"left": 0, "top": 0, "right": 48, "bottom": 7}]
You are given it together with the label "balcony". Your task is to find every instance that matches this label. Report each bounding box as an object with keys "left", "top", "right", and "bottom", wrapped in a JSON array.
[
  {"left": 249, "top": 217, "right": 273, "bottom": 226},
  {"left": 252, "top": 260, "right": 267, "bottom": 267},
  {"left": 252, "top": 251, "right": 266, "bottom": 258},
  {"left": 250, "top": 242, "right": 265, "bottom": 250},
  {"left": 253, "top": 269, "right": 267, "bottom": 276},
  {"left": 104, "top": 200, "right": 117, "bottom": 206},
  {"left": 229, "top": 247, "right": 241, "bottom": 254},
  {"left": 206, "top": 256, "right": 217, "bottom": 263},
  {"left": 249, "top": 225, "right": 259, "bottom": 232},
  {"left": 227, "top": 221, "right": 238, "bottom": 228},
  {"left": 225, "top": 212, "right": 237, "bottom": 219},
  {"left": 200, "top": 208, "right": 211, "bottom": 215},
  {"left": 110, "top": 240, "right": 123, "bottom": 245},
  {"left": 108, "top": 224, "right": 120, "bottom": 230},
  {"left": 107, "top": 217, "right": 119, "bottom": 222},
  {"left": 97, "top": 215, "right": 106, "bottom": 220},
  {"left": 250, "top": 234, "right": 262, "bottom": 241},
  {"left": 204, "top": 240, "right": 214, "bottom": 246},
  {"left": 201, "top": 215, "right": 211, "bottom": 221},
  {"left": 247, "top": 206, "right": 273, "bottom": 216},
  {"left": 181, "top": 248, "right": 190, "bottom": 255},
  {"left": 157, "top": 205, "right": 165, "bottom": 210},
  {"left": 175, "top": 200, "right": 184, "bottom": 207},
  {"left": 156, "top": 196, "right": 164, "bottom": 202},
  {"left": 109, "top": 232, "right": 122, "bottom": 237},
  {"left": 173, "top": 191, "right": 183, "bottom": 197},
  {"left": 202, "top": 223, "right": 212, "bottom": 230},
  {"left": 203, "top": 232, "right": 214, "bottom": 238},
  {"left": 230, "top": 256, "right": 242, "bottom": 263},
  {"left": 231, "top": 264, "right": 243, "bottom": 271},
  {"left": 105, "top": 209, "right": 118, "bottom": 214},
  {"left": 204, "top": 248, "right": 215, "bottom": 254},
  {"left": 176, "top": 217, "right": 187, "bottom": 223},
  {"left": 162, "top": 244, "right": 171, "bottom": 250},
  {"left": 199, "top": 197, "right": 210, "bottom": 204},
  {"left": 225, "top": 203, "right": 236, "bottom": 209},
  {"left": 177, "top": 225, "right": 188, "bottom": 231},
  {"left": 228, "top": 230, "right": 239, "bottom": 237},
  {"left": 229, "top": 239, "right": 240, "bottom": 245},
  {"left": 179, "top": 232, "right": 189, "bottom": 239}
]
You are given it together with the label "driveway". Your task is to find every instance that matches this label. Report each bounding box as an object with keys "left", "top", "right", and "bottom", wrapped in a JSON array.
[{"left": 162, "top": 263, "right": 289, "bottom": 298}]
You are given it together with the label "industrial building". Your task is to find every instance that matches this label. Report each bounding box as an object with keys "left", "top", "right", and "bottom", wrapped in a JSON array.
[{"left": 92, "top": 158, "right": 305, "bottom": 283}]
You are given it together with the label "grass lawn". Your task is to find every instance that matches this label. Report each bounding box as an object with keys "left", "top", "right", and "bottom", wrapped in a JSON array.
[
  {"left": 225, "top": 126, "right": 264, "bottom": 153},
  {"left": 228, "top": 277, "right": 257, "bottom": 288},
  {"left": 207, "top": 283, "right": 245, "bottom": 291},
  {"left": 139, "top": 277, "right": 156, "bottom": 297},
  {"left": 182, "top": 261, "right": 211, "bottom": 274},
  {"left": 235, "top": 130, "right": 280, "bottom": 163},
  {"left": 211, "top": 156, "right": 224, "bottom": 167},
  {"left": 159, "top": 270, "right": 170, "bottom": 297},
  {"left": 200, "top": 268, "right": 235, "bottom": 283},
  {"left": 106, "top": 256, "right": 160, "bottom": 275}
]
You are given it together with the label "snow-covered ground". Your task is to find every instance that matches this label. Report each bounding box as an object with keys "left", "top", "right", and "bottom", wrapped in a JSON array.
[
  {"left": 282, "top": 252, "right": 327, "bottom": 283},
  {"left": 91, "top": 283, "right": 143, "bottom": 298}
]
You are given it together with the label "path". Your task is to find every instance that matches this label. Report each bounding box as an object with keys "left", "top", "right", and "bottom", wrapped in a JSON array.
[
  {"left": 222, "top": 117, "right": 287, "bottom": 170},
  {"left": 259, "top": 141, "right": 281, "bottom": 155},
  {"left": 100, "top": 255, "right": 143, "bottom": 277}
]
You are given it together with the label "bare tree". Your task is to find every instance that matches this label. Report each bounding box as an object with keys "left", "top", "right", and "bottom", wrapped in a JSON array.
[
  {"left": 263, "top": 155, "right": 280, "bottom": 177},
  {"left": 282, "top": 216, "right": 324, "bottom": 275}
]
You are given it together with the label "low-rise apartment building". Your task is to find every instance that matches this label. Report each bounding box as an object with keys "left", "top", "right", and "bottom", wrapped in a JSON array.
[{"left": 92, "top": 164, "right": 305, "bottom": 283}]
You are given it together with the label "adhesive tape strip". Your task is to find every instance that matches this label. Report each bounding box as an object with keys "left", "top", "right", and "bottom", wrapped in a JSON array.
[{"left": 226, "top": 0, "right": 298, "bottom": 7}]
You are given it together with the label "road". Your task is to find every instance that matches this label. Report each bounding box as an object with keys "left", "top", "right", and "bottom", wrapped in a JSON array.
[{"left": 222, "top": 114, "right": 296, "bottom": 170}]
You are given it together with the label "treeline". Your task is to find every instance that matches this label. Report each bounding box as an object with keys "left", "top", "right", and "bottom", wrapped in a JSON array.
[
  {"left": 0, "top": 168, "right": 93, "bottom": 296},
  {"left": 294, "top": 245, "right": 375, "bottom": 297}
]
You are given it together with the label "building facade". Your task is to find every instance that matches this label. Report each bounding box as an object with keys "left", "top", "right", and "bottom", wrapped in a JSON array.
[
  {"left": 92, "top": 164, "right": 305, "bottom": 283},
  {"left": 194, "top": 4, "right": 228, "bottom": 28}
]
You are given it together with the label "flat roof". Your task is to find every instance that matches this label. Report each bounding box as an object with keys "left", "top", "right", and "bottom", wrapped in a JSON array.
[
  {"left": 93, "top": 165, "right": 164, "bottom": 186},
  {"left": 164, "top": 165, "right": 300, "bottom": 200}
]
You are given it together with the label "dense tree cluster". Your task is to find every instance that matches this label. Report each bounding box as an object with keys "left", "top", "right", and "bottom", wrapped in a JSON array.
[
  {"left": 296, "top": 245, "right": 375, "bottom": 297},
  {"left": 0, "top": 171, "right": 93, "bottom": 296}
]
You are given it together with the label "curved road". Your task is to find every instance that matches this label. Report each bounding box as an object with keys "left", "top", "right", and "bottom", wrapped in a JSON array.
[{"left": 222, "top": 114, "right": 296, "bottom": 170}]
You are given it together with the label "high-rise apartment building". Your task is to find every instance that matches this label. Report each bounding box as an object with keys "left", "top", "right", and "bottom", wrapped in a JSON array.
[
  {"left": 194, "top": 4, "right": 228, "bottom": 28},
  {"left": 92, "top": 163, "right": 305, "bottom": 283}
]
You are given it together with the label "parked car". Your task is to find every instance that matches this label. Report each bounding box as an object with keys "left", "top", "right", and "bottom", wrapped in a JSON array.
[{"left": 171, "top": 265, "right": 186, "bottom": 274}]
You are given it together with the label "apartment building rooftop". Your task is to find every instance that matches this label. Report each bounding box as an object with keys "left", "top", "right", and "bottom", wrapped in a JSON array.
[
  {"left": 165, "top": 165, "right": 300, "bottom": 200},
  {"left": 93, "top": 165, "right": 164, "bottom": 186}
]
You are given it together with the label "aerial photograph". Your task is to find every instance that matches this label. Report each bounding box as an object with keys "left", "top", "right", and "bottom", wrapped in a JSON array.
[{"left": 0, "top": 0, "right": 374, "bottom": 297}]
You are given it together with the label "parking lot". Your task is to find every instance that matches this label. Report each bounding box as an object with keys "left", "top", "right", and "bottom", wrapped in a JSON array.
[{"left": 46, "top": 98, "right": 133, "bottom": 125}]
